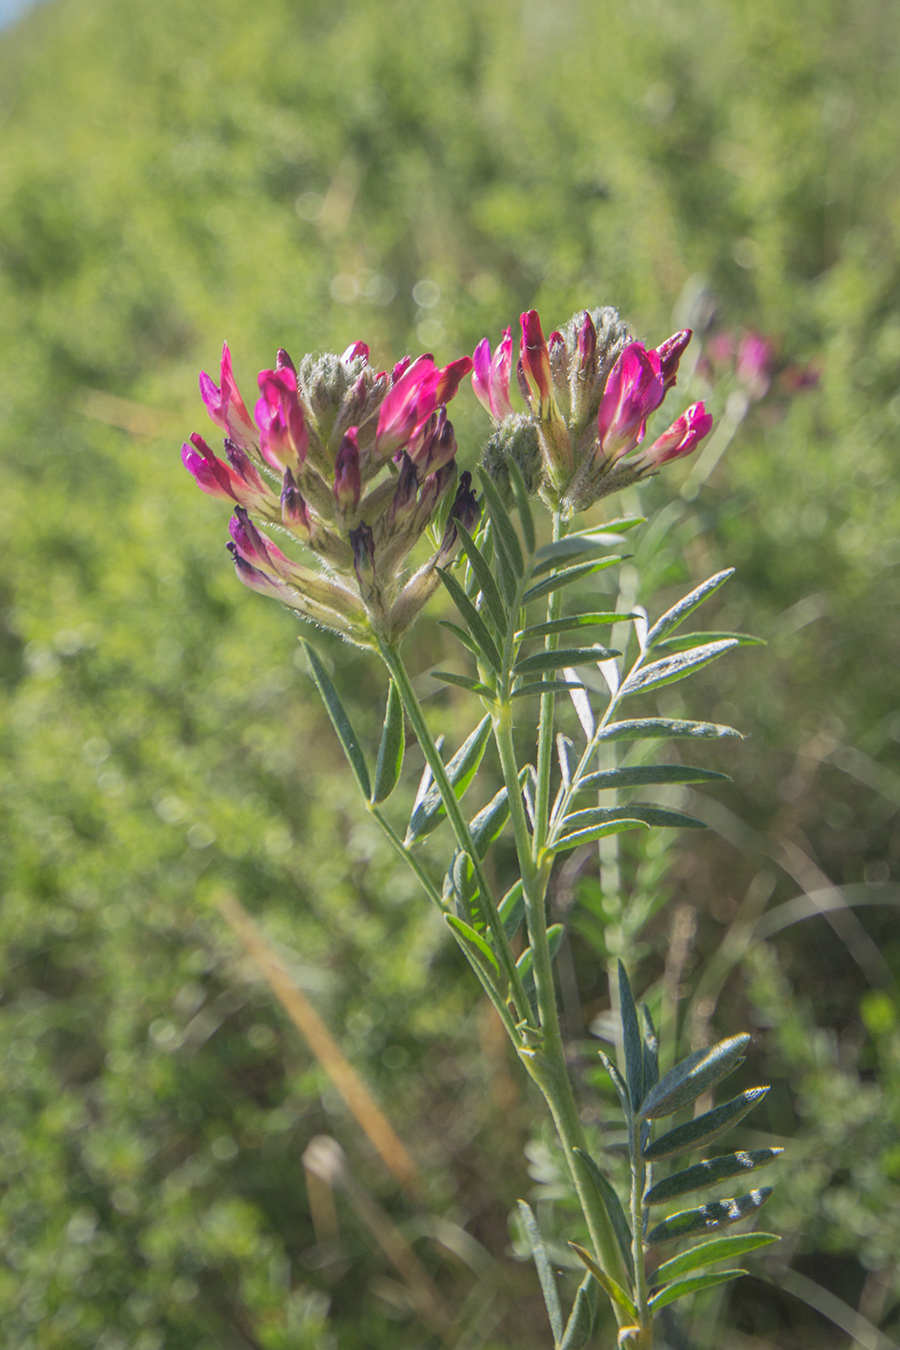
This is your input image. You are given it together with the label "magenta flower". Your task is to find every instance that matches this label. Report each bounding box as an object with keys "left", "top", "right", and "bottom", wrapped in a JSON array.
[
  {"left": 472, "top": 328, "right": 514, "bottom": 421},
  {"left": 181, "top": 434, "right": 269, "bottom": 509},
  {"left": 639, "top": 402, "right": 713, "bottom": 467},
  {"left": 184, "top": 335, "right": 473, "bottom": 645},
  {"left": 375, "top": 354, "right": 473, "bottom": 458},
  {"left": 255, "top": 365, "right": 309, "bottom": 472},
  {"left": 596, "top": 343, "right": 666, "bottom": 459},
  {"left": 474, "top": 306, "right": 707, "bottom": 512},
  {"left": 653, "top": 329, "right": 692, "bottom": 391},
  {"left": 519, "top": 310, "right": 554, "bottom": 408},
  {"left": 199, "top": 344, "right": 256, "bottom": 451}
]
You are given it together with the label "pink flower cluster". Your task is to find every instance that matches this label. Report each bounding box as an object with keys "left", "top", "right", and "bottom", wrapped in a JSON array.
[
  {"left": 473, "top": 308, "right": 712, "bottom": 512},
  {"left": 182, "top": 342, "right": 476, "bottom": 645}
]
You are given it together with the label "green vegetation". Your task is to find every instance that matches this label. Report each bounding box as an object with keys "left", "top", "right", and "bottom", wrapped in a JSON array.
[{"left": 1, "top": 0, "right": 899, "bottom": 1345}]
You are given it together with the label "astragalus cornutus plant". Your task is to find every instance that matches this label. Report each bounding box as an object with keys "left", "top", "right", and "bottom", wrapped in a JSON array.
[{"left": 182, "top": 307, "right": 779, "bottom": 1349}]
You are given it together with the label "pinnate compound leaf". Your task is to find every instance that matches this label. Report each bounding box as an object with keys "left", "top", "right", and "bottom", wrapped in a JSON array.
[
  {"left": 431, "top": 670, "right": 496, "bottom": 698},
  {"left": 568, "top": 1244, "right": 638, "bottom": 1320},
  {"left": 552, "top": 819, "right": 649, "bottom": 853},
  {"left": 640, "top": 1035, "right": 751, "bottom": 1119},
  {"left": 646, "top": 569, "right": 735, "bottom": 647},
  {"left": 644, "top": 1149, "right": 782, "bottom": 1206},
  {"left": 598, "top": 718, "right": 743, "bottom": 743},
  {"left": 517, "top": 1201, "right": 563, "bottom": 1343},
  {"left": 577, "top": 765, "right": 729, "bottom": 792},
  {"left": 523, "top": 557, "right": 625, "bottom": 605},
  {"left": 653, "top": 1233, "right": 780, "bottom": 1285},
  {"left": 643, "top": 1088, "right": 770, "bottom": 1162},
  {"left": 436, "top": 569, "right": 503, "bottom": 672},
  {"left": 648, "top": 1270, "right": 746, "bottom": 1312},
  {"left": 572, "top": 1149, "right": 634, "bottom": 1279},
  {"left": 514, "top": 646, "right": 619, "bottom": 676},
  {"left": 405, "top": 716, "right": 491, "bottom": 843},
  {"left": 620, "top": 641, "right": 738, "bottom": 696},
  {"left": 646, "top": 1189, "right": 773, "bottom": 1246},
  {"left": 559, "top": 1271, "right": 598, "bottom": 1350},
  {"left": 517, "top": 612, "right": 627, "bottom": 640},
  {"left": 455, "top": 522, "right": 509, "bottom": 632},
  {"left": 303, "top": 641, "right": 370, "bottom": 799},
  {"left": 371, "top": 680, "right": 404, "bottom": 803}
]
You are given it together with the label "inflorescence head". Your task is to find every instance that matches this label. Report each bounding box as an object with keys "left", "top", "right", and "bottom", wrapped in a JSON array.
[{"left": 182, "top": 341, "right": 474, "bottom": 647}]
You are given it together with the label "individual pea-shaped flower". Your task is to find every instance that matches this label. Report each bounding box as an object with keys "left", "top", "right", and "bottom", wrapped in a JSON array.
[
  {"left": 473, "top": 305, "right": 709, "bottom": 515},
  {"left": 183, "top": 339, "right": 474, "bottom": 646}
]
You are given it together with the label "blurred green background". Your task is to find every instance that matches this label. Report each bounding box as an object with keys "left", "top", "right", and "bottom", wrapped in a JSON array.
[{"left": 1, "top": 0, "right": 900, "bottom": 1346}]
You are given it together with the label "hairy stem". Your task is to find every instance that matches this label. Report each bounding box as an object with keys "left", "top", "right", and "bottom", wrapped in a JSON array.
[
  {"left": 377, "top": 639, "right": 531, "bottom": 1025},
  {"left": 492, "top": 704, "right": 632, "bottom": 1310}
]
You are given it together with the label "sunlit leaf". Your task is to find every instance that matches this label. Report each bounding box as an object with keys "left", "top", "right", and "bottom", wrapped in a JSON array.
[
  {"left": 405, "top": 716, "right": 491, "bottom": 843},
  {"left": 640, "top": 1035, "right": 751, "bottom": 1119},
  {"left": 431, "top": 670, "right": 496, "bottom": 698},
  {"left": 646, "top": 569, "right": 735, "bottom": 647},
  {"left": 653, "top": 1233, "right": 780, "bottom": 1284},
  {"left": 620, "top": 641, "right": 738, "bottom": 696},
  {"left": 648, "top": 1269, "right": 746, "bottom": 1311},
  {"left": 576, "top": 765, "right": 729, "bottom": 792},
  {"left": 568, "top": 1243, "right": 638, "bottom": 1319},
  {"left": 644, "top": 1149, "right": 782, "bottom": 1206},
  {"left": 513, "top": 645, "right": 618, "bottom": 676},
  {"left": 523, "top": 557, "right": 624, "bottom": 605},
  {"left": 643, "top": 1088, "right": 770, "bottom": 1162},
  {"left": 646, "top": 1189, "right": 773, "bottom": 1245},
  {"left": 455, "top": 522, "right": 509, "bottom": 632},
  {"left": 597, "top": 718, "right": 742, "bottom": 743}
]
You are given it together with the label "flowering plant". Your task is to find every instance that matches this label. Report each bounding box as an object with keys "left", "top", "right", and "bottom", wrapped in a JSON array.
[{"left": 182, "top": 305, "right": 779, "bottom": 1348}]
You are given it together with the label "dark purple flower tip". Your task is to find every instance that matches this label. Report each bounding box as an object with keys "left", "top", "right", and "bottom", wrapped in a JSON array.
[
  {"left": 281, "top": 468, "right": 311, "bottom": 535},
  {"left": 390, "top": 452, "right": 419, "bottom": 523},
  {"left": 350, "top": 522, "right": 376, "bottom": 589},
  {"left": 654, "top": 329, "right": 692, "bottom": 391},
  {"left": 333, "top": 429, "right": 362, "bottom": 511},
  {"left": 415, "top": 407, "right": 457, "bottom": 475},
  {"left": 439, "top": 469, "right": 480, "bottom": 559}
]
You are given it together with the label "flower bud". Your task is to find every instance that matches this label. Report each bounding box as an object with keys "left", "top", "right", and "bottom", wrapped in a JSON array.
[
  {"left": 472, "top": 328, "right": 514, "bottom": 421},
  {"left": 199, "top": 343, "right": 255, "bottom": 450},
  {"left": 414, "top": 407, "right": 457, "bottom": 475},
  {"left": 639, "top": 402, "right": 713, "bottom": 466},
  {"left": 350, "top": 523, "right": 378, "bottom": 602},
  {"left": 281, "top": 468, "right": 312, "bottom": 537},
  {"left": 255, "top": 367, "right": 308, "bottom": 472},
  {"left": 519, "top": 310, "right": 553, "bottom": 407},
  {"left": 333, "top": 429, "right": 362, "bottom": 512},
  {"left": 654, "top": 329, "right": 692, "bottom": 391},
  {"left": 596, "top": 343, "right": 665, "bottom": 460}
]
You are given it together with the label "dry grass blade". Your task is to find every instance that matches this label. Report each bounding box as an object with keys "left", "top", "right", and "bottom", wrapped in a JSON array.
[{"left": 218, "top": 893, "right": 421, "bottom": 1198}]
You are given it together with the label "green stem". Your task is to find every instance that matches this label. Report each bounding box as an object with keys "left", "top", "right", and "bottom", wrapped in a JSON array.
[
  {"left": 533, "top": 510, "right": 566, "bottom": 857},
  {"left": 492, "top": 704, "right": 632, "bottom": 1312},
  {"left": 629, "top": 1120, "right": 651, "bottom": 1339},
  {"left": 377, "top": 638, "right": 531, "bottom": 1026}
]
